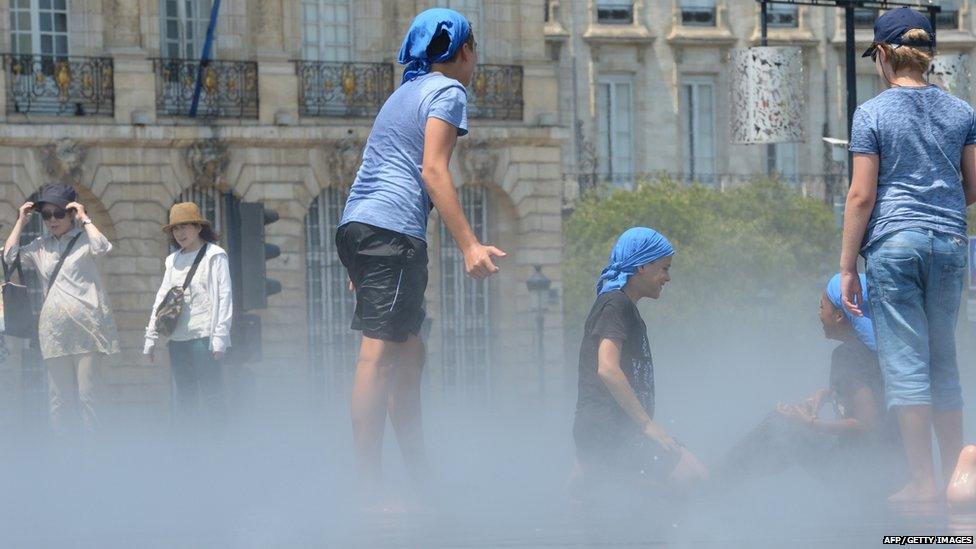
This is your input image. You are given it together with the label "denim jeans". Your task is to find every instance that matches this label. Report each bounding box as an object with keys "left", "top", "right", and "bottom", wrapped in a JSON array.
[
  {"left": 168, "top": 337, "right": 225, "bottom": 430},
  {"left": 865, "top": 229, "right": 968, "bottom": 411}
]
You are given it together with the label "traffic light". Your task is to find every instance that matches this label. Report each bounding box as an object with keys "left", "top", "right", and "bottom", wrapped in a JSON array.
[{"left": 237, "top": 201, "right": 281, "bottom": 311}]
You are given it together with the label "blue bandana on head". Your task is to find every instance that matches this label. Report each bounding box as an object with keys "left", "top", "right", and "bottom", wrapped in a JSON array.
[
  {"left": 825, "top": 273, "right": 876, "bottom": 351},
  {"left": 397, "top": 8, "right": 471, "bottom": 85},
  {"left": 596, "top": 227, "right": 675, "bottom": 296}
]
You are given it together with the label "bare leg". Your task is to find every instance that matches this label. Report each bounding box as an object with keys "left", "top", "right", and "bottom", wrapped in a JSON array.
[
  {"left": 934, "top": 409, "right": 964, "bottom": 488},
  {"left": 387, "top": 334, "right": 429, "bottom": 488},
  {"left": 889, "top": 405, "right": 940, "bottom": 503},
  {"left": 350, "top": 336, "right": 395, "bottom": 499}
]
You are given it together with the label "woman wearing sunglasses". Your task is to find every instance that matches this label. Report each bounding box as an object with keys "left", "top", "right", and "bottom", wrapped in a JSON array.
[{"left": 3, "top": 184, "right": 120, "bottom": 440}]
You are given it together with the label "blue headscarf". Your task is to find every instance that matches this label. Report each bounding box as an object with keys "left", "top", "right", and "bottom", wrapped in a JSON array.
[
  {"left": 825, "top": 273, "right": 876, "bottom": 351},
  {"left": 596, "top": 227, "right": 675, "bottom": 296},
  {"left": 397, "top": 8, "right": 471, "bottom": 85}
]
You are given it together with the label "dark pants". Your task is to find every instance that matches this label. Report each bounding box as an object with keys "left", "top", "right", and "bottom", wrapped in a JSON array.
[
  {"left": 168, "top": 337, "right": 224, "bottom": 432},
  {"left": 717, "top": 412, "right": 902, "bottom": 496}
]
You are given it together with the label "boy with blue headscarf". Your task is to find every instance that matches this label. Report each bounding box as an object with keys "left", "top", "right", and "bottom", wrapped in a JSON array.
[
  {"left": 571, "top": 228, "right": 708, "bottom": 498},
  {"left": 335, "top": 8, "right": 506, "bottom": 501},
  {"left": 717, "top": 274, "right": 902, "bottom": 494}
]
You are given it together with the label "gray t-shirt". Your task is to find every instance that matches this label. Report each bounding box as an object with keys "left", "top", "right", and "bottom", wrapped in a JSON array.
[
  {"left": 849, "top": 85, "right": 976, "bottom": 250},
  {"left": 340, "top": 72, "right": 468, "bottom": 242}
]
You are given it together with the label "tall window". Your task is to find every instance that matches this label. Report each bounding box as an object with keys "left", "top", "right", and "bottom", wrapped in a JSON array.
[
  {"left": 681, "top": 0, "right": 716, "bottom": 27},
  {"left": 439, "top": 186, "right": 491, "bottom": 401},
  {"left": 853, "top": 8, "right": 878, "bottom": 29},
  {"left": 301, "top": 0, "right": 352, "bottom": 62},
  {"left": 15, "top": 191, "right": 47, "bottom": 428},
  {"left": 596, "top": 0, "right": 633, "bottom": 25},
  {"left": 936, "top": 0, "right": 961, "bottom": 30},
  {"left": 9, "top": 0, "right": 69, "bottom": 56},
  {"left": 160, "top": 0, "right": 213, "bottom": 59},
  {"left": 766, "top": 4, "right": 798, "bottom": 28},
  {"left": 446, "top": 0, "right": 483, "bottom": 35},
  {"left": 596, "top": 76, "right": 634, "bottom": 184},
  {"left": 176, "top": 184, "right": 229, "bottom": 237},
  {"left": 683, "top": 78, "right": 716, "bottom": 184},
  {"left": 305, "top": 187, "right": 358, "bottom": 395},
  {"left": 856, "top": 73, "right": 878, "bottom": 104}
]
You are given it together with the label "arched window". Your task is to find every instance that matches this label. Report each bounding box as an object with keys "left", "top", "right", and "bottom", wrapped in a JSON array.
[
  {"left": 304, "top": 187, "right": 358, "bottom": 394},
  {"left": 438, "top": 185, "right": 490, "bottom": 400},
  {"left": 175, "top": 184, "right": 232, "bottom": 237},
  {"left": 13, "top": 191, "right": 47, "bottom": 424}
]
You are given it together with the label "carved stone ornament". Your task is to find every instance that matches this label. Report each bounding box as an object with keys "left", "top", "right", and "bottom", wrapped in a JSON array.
[
  {"left": 322, "top": 138, "right": 365, "bottom": 187},
  {"left": 185, "top": 139, "right": 230, "bottom": 188},
  {"left": 457, "top": 139, "right": 499, "bottom": 185},
  {"left": 40, "top": 138, "right": 86, "bottom": 185}
]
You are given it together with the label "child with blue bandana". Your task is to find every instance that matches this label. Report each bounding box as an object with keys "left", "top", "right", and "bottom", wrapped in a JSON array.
[
  {"left": 840, "top": 7, "right": 976, "bottom": 504},
  {"left": 335, "top": 8, "right": 507, "bottom": 503},
  {"left": 717, "top": 274, "right": 901, "bottom": 495},
  {"left": 570, "top": 228, "right": 708, "bottom": 501}
]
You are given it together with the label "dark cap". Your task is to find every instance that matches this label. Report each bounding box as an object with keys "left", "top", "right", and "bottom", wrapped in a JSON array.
[
  {"left": 32, "top": 184, "right": 76, "bottom": 211},
  {"left": 862, "top": 7, "right": 934, "bottom": 58}
]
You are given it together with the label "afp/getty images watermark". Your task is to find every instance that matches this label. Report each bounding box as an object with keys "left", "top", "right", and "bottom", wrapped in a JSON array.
[{"left": 882, "top": 536, "right": 974, "bottom": 545}]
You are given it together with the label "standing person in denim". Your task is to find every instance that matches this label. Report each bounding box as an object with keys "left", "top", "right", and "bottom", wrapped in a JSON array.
[{"left": 840, "top": 8, "right": 976, "bottom": 504}]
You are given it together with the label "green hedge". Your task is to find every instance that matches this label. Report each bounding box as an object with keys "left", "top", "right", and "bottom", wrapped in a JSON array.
[{"left": 563, "top": 178, "right": 840, "bottom": 344}]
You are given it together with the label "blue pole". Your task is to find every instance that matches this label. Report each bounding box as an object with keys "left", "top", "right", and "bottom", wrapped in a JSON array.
[{"left": 189, "top": 0, "right": 222, "bottom": 117}]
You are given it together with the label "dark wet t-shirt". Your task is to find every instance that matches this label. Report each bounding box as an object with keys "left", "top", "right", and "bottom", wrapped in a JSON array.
[
  {"left": 828, "top": 339, "right": 900, "bottom": 447},
  {"left": 828, "top": 339, "right": 882, "bottom": 419},
  {"left": 573, "top": 290, "right": 654, "bottom": 455}
]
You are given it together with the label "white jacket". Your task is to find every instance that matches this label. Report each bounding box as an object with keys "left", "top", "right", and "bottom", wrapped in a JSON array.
[{"left": 143, "top": 243, "right": 233, "bottom": 354}]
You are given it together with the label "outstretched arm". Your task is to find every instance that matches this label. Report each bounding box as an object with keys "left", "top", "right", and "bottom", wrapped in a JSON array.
[{"left": 422, "top": 117, "right": 506, "bottom": 279}]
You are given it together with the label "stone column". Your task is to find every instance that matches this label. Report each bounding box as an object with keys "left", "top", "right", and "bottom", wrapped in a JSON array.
[
  {"left": 104, "top": 0, "right": 155, "bottom": 125},
  {"left": 249, "top": 0, "right": 296, "bottom": 125},
  {"left": 103, "top": 0, "right": 142, "bottom": 52}
]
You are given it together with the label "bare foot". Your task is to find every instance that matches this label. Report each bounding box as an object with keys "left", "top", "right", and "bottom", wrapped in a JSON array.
[
  {"left": 947, "top": 445, "right": 976, "bottom": 510},
  {"left": 888, "top": 480, "right": 942, "bottom": 504}
]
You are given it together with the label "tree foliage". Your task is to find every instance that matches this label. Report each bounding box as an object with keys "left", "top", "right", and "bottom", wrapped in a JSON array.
[{"left": 563, "top": 178, "right": 840, "bottom": 344}]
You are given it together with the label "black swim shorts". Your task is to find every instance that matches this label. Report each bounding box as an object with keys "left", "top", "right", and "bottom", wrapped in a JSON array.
[{"left": 335, "top": 222, "right": 428, "bottom": 343}]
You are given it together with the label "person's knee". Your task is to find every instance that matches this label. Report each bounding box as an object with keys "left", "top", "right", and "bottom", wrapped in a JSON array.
[{"left": 885, "top": 370, "right": 933, "bottom": 409}]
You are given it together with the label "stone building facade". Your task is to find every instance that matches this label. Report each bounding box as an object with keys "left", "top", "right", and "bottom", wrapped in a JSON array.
[
  {"left": 548, "top": 0, "right": 976, "bottom": 202},
  {"left": 0, "top": 0, "right": 566, "bottom": 429}
]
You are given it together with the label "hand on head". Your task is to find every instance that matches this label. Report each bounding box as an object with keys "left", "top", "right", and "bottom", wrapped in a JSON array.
[{"left": 18, "top": 202, "right": 34, "bottom": 223}]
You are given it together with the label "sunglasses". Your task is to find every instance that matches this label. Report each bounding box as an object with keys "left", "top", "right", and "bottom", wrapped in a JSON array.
[{"left": 39, "top": 208, "right": 68, "bottom": 220}]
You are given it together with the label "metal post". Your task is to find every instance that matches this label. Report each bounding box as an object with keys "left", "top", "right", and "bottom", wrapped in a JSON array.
[
  {"left": 536, "top": 294, "right": 545, "bottom": 397},
  {"left": 190, "top": 0, "right": 223, "bottom": 117},
  {"left": 760, "top": 0, "right": 775, "bottom": 176},
  {"left": 844, "top": 1, "right": 857, "bottom": 183}
]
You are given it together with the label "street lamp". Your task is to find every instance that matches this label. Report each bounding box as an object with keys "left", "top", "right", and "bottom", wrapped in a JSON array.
[{"left": 526, "top": 265, "right": 552, "bottom": 396}]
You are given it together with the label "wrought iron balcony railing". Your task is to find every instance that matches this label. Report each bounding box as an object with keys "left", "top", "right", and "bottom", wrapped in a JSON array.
[
  {"left": 3, "top": 54, "right": 114, "bottom": 116},
  {"left": 468, "top": 64, "right": 523, "bottom": 121},
  {"left": 152, "top": 58, "right": 258, "bottom": 119},
  {"left": 295, "top": 61, "right": 393, "bottom": 117}
]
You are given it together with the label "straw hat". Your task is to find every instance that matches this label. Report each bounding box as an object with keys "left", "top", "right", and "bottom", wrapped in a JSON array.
[{"left": 163, "top": 202, "right": 212, "bottom": 232}]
